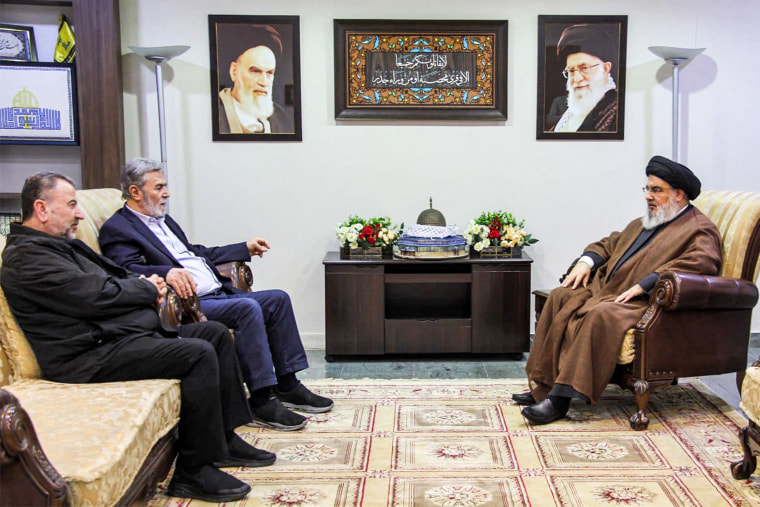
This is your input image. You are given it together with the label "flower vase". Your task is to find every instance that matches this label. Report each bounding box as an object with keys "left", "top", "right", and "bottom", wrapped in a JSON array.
[
  {"left": 471, "top": 245, "right": 522, "bottom": 258},
  {"left": 340, "top": 245, "right": 389, "bottom": 259}
]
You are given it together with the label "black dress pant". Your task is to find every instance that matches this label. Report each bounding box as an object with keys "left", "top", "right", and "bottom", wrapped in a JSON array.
[{"left": 90, "top": 321, "right": 251, "bottom": 467}]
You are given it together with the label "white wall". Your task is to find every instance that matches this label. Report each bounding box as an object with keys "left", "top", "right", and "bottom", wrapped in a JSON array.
[{"left": 93, "top": 1, "right": 760, "bottom": 344}]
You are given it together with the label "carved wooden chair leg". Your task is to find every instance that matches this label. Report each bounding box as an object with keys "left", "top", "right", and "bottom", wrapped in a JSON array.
[
  {"left": 731, "top": 426, "right": 758, "bottom": 479},
  {"left": 630, "top": 382, "right": 650, "bottom": 430}
]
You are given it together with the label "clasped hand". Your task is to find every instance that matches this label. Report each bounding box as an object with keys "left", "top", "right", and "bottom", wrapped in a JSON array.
[{"left": 141, "top": 274, "right": 167, "bottom": 306}]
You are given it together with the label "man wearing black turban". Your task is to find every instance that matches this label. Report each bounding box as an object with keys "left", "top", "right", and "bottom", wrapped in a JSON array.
[
  {"left": 550, "top": 23, "right": 620, "bottom": 133},
  {"left": 515, "top": 156, "right": 722, "bottom": 425},
  {"left": 216, "top": 24, "right": 294, "bottom": 134}
]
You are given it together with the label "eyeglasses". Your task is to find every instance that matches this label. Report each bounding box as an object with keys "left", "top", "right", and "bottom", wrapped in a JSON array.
[
  {"left": 642, "top": 185, "right": 670, "bottom": 195},
  {"left": 562, "top": 63, "right": 601, "bottom": 79}
]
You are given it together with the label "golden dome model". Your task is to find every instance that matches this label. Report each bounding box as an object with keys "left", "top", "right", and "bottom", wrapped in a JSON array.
[{"left": 416, "top": 198, "right": 446, "bottom": 226}]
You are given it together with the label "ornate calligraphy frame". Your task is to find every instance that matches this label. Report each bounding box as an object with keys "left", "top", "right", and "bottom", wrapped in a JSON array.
[
  {"left": 0, "top": 24, "right": 37, "bottom": 62},
  {"left": 334, "top": 19, "right": 508, "bottom": 121},
  {"left": 536, "top": 15, "right": 627, "bottom": 140}
]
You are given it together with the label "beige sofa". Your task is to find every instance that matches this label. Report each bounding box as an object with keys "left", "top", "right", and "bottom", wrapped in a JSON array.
[{"left": 0, "top": 189, "right": 181, "bottom": 506}]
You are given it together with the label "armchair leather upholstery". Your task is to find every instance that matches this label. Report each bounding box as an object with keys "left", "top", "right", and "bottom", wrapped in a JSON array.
[{"left": 612, "top": 190, "right": 760, "bottom": 430}]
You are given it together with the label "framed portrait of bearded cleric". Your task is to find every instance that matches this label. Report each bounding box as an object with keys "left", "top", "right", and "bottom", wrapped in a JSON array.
[
  {"left": 208, "top": 15, "right": 302, "bottom": 141},
  {"left": 536, "top": 15, "right": 627, "bottom": 140},
  {"left": 333, "top": 19, "right": 508, "bottom": 121}
]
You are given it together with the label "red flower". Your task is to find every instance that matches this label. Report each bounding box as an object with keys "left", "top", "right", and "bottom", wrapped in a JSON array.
[
  {"left": 367, "top": 236, "right": 376, "bottom": 244},
  {"left": 363, "top": 225, "right": 374, "bottom": 236},
  {"left": 488, "top": 228, "right": 500, "bottom": 238},
  {"left": 358, "top": 233, "right": 365, "bottom": 240}
]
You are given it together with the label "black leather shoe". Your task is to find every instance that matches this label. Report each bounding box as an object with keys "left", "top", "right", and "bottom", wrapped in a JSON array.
[
  {"left": 213, "top": 434, "right": 276, "bottom": 468},
  {"left": 511, "top": 391, "right": 536, "bottom": 406},
  {"left": 521, "top": 399, "right": 567, "bottom": 425},
  {"left": 167, "top": 464, "right": 251, "bottom": 502}
]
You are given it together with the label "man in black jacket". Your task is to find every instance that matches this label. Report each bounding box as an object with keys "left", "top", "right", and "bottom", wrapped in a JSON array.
[{"left": 0, "top": 172, "right": 272, "bottom": 503}]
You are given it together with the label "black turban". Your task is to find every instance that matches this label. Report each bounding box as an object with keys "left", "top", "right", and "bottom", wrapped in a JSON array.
[
  {"left": 645, "top": 155, "right": 701, "bottom": 200},
  {"left": 216, "top": 23, "right": 283, "bottom": 70},
  {"left": 557, "top": 24, "right": 617, "bottom": 68}
]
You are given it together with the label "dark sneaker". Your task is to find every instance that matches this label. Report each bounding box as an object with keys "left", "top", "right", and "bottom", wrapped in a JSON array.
[
  {"left": 167, "top": 463, "right": 251, "bottom": 502},
  {"left": 274, "top": 382, "right": 334, "bottom": 413},
  {"left": 213, "top": 434, "right": 276, "bottom": 468},
  {"left": 248, "top": 395, "right": 307, "bottom": 431}
]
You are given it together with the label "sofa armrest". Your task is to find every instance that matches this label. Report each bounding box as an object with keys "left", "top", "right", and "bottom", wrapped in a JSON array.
[
  {"left": 0, "top": 389, "right": 70, "bottom": 506},
  {"left": 216, "top": 261, "right": 254, "bottom": 293},
  {"left": 650, "top": 271, "right": 759, "bottom": 311},
  {"left": 158, "top": 287, "right": 184, "bottom": 328},
  {"left": 158, "top": 289, "right": 207, "bottom": 326}
]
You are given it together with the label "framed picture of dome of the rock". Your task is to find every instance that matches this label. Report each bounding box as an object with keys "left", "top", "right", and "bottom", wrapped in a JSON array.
[
  {"left": 334, "top": 19, "right": 508, "bottom": 121},
  {"left": 0, "top": 62, "right": 79, "bottom": 145}
]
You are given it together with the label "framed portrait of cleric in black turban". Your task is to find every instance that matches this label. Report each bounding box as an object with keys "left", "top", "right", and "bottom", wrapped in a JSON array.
[
  {"left": 208, "top": 15, "right": 302, "bottom": 142},
  {"left": 536, "top": 15, "right": 627, "bottom": 140}
]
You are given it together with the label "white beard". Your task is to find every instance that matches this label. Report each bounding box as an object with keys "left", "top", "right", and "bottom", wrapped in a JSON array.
[
  {"left": 642, "top": 193, "right": 681, "bottom": 230},
  {"left": 566, "top": 74, "right": 613, "bottom": 117},
  {"left": 239, "top": 92, "right": 274, "bottom": 121}
]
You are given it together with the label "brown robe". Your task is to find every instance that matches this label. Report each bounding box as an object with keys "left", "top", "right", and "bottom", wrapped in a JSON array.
[{"left": 526, "top": 205, "right": 722, "bottom": 404}]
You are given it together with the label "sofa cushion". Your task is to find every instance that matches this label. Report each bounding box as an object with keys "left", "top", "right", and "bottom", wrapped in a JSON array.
[
  {"left": 617, "top": 328, "right": 636, "bottom": 365},
  {"left": 0, "top": 285, "right": 42, "bottom": 382},
  {"left": 73, "top": 188, "right": 124, "bottom": 254},
  {"left": 5, "top": 378, "right": 180, "bottom": 507},
  {"left": 741, "top": 366, "right": 760, "bottom": 424},
  {"left": 0, "top": 234, "right": 42, "bottom": 383}
]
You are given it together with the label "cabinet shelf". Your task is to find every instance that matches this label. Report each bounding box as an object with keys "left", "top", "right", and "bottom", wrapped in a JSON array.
[
  {"left": 385, "top": 273, "right": 472, "bottom": 284},
  {"left": 323, "top": 251, "right": 533, "bottom": 358}
]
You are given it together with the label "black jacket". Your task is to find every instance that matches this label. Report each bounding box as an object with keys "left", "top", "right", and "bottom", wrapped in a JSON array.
[{"left": 1, "top": 223, "right": 173, "bottom": 382}]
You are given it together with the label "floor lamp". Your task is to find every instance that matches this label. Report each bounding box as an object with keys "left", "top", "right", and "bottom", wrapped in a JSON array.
[
  {"left": 129, "top": 45, "right": 190, "bottom": 187},
  {"left": 648, "top": 46, "right": 705, "bottom": 162}
]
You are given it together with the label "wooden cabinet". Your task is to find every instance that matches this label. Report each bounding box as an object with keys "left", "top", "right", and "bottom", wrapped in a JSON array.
[{"left": 323, "top": 252, "right": 532, "bottom": 359}]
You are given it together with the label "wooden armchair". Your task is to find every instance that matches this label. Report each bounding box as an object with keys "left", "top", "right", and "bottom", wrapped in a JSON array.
[
  {"left": 731, "top": 356, "right": 760, "bottom": 479},
  {"left": 74, "top": 189, "right": 189, "bottom": 327},
  {"left": 535, "top": 190, "right": 760, "bottom": 430},
  {"left": 73, "top": 188, "right": 255, "bottom": 324},
  {"left": 614, "top": 190, "right": 760, "bottom": 430}
]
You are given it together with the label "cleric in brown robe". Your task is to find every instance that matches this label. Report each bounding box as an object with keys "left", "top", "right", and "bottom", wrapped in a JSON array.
[{"left": 515, "top": 156, "right": 723, "bottom": 425}]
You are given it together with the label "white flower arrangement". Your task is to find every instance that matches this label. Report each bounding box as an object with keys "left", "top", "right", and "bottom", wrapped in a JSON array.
[
  {"left": 463, "top": 211, "right": 538, "bottom": 252},
  {"left": 335, "top": 215, "right": 403, "bottom": 249}
]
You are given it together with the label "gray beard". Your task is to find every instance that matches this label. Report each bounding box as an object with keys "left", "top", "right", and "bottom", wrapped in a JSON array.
[{"left": 642, "top": 195, "right": 681, "bottom": 230}]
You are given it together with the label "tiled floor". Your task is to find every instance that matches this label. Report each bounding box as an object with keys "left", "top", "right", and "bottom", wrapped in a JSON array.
[{"left": 300, "top": 334, "right": 760, "bottom": 412}]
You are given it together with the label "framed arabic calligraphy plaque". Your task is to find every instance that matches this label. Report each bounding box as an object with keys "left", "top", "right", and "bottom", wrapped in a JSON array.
[{"left": 334, "top": 19, "right": 508, "bottom": 120}]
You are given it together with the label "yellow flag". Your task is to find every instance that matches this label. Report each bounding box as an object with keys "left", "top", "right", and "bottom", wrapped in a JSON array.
[{"left": 54, "top": 14, "right": 75, "bottom": 63}]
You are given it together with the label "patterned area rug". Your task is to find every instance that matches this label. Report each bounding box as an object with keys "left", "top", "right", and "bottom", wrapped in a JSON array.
[{"left": 148, "top": 379, "right": 760, "bottom": 506}]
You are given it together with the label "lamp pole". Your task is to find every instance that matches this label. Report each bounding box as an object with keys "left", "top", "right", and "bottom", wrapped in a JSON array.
[
  {"left": 129, "top": 45, "right": 190, "bottom": 187},
  {"left": 648, "top": 46, "right": 705, "bottom": 162}
]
